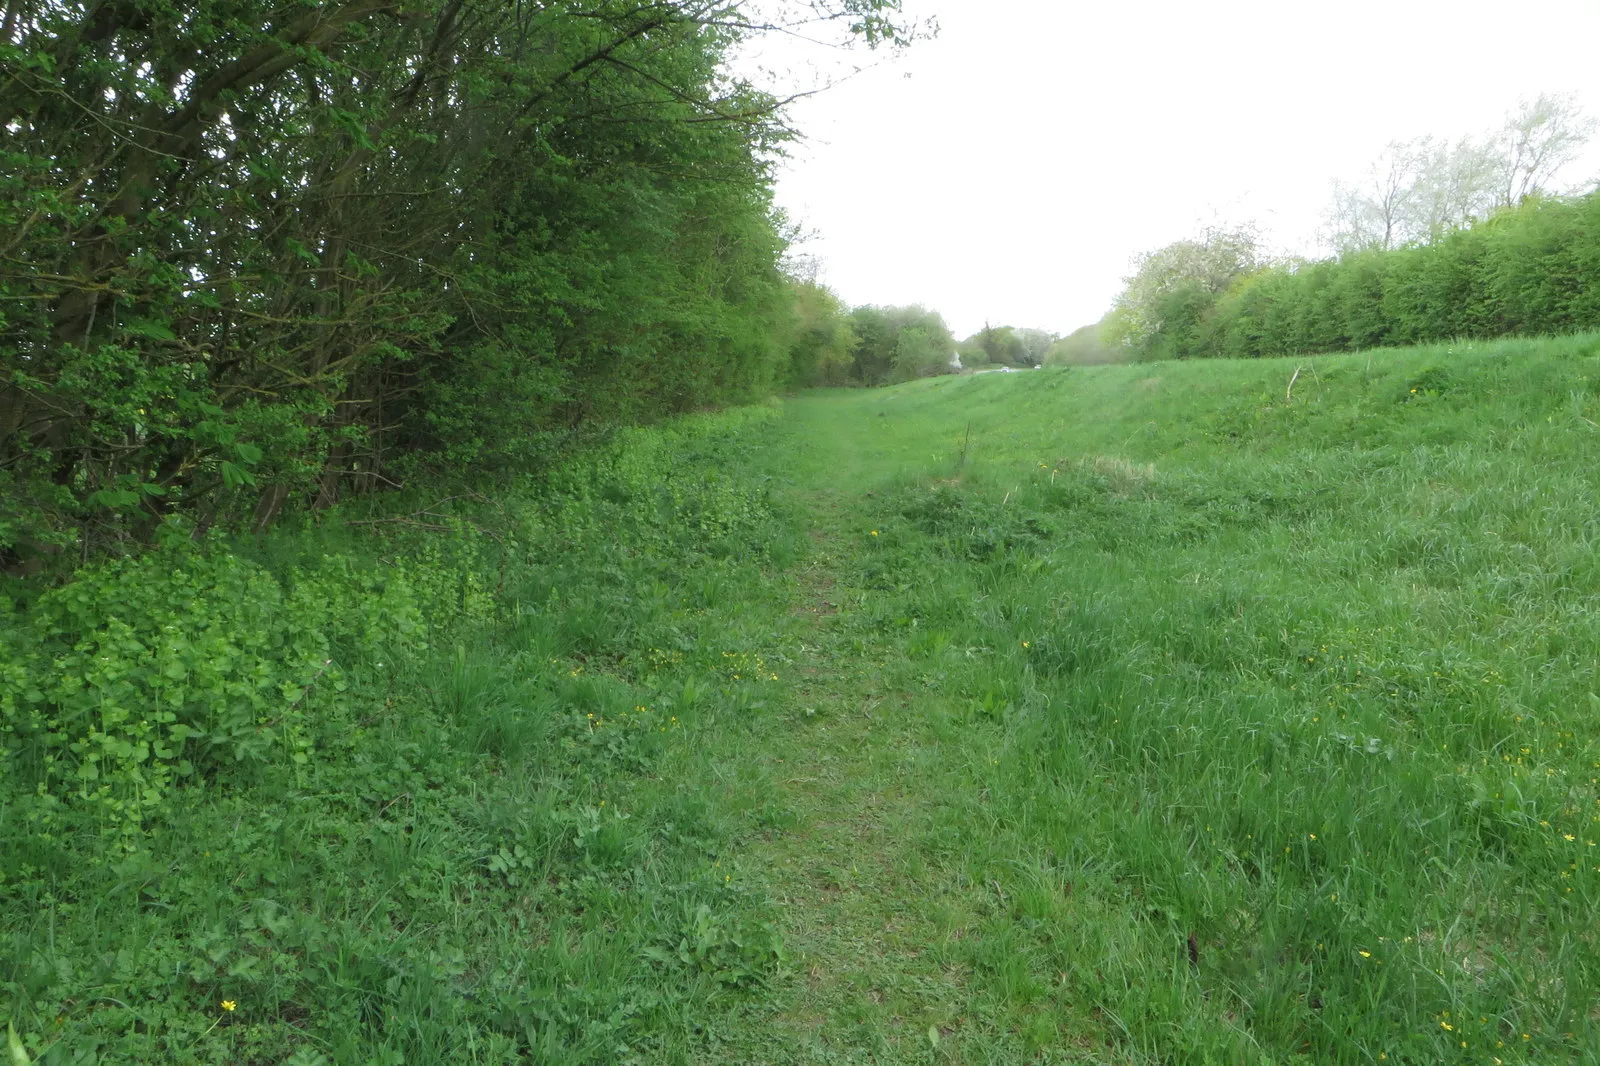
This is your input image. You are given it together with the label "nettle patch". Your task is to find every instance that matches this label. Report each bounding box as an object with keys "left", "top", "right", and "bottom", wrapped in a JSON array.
[{"left": 4, "top": 548, "right": 389, "bottom": 838}]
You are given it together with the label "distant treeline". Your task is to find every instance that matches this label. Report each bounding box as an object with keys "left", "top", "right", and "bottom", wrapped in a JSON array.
[
  {"left": 1112, "top": 190, "right": 1600, "bottom": 363},
  {"left": 784, "top": 295, "right": 955, "bottom": 387},
  {"left": 784, "top": 294, "right": 1078, "bottom": 387},
  {"left": 0, "top": 1, "right": 910, "bottom": 570}
]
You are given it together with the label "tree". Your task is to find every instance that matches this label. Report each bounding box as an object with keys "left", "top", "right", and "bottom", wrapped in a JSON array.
[
  {"left": 960, "top": 324, "right": 1053, "bottom": 368},
  {"left": 1492, "top": 92, "right": 1599, "bottom": 208},
  {"left": 1103, "top": 226, "right": 1262, "bottom": 358},
  {"left": 1044, "top": 321, "right": 1122, "bottom": 365},
  {"left": 1013, "top": 328, "right": 1057, "bottom": 367},
  {"left": 1408, "top": 136, "right": 1501, "bottom": 241},
  {"left": 0, "top": 0, "right": 921, "bottom": 564},
  {"left": 973, "top": 325, "right": 1025, "bottom": 367},
  {"left": 848, "top": 305, "right": 955, "bottom": 385},
  {"left": 785, "top": 280, "right": 858, "bottom": 387},
  {"left": 1326, "top": 141, "right": 1423, "bottom": 253},
  {"left": 891, "top": 325, "right": 954, "bottom": 381},
  {"left": 1322, "top": 95, "right": 1596, "bottom": 255}
]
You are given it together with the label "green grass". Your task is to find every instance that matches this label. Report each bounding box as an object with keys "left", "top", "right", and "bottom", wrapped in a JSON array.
[
  {"left": 2, "top": 410, "right": 807, "bottom": 1065},
  {"left": 7, "top": 334, "right": 1600, "bottom": 1064}
]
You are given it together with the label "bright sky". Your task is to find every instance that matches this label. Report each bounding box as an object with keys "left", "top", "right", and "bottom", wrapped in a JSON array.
[{"left": 740, "top": 0, "right": 1600, "bottom": 339}]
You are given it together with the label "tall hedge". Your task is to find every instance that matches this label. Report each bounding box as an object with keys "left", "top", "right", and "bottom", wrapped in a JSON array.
[{"left": 1137, "top": 192, "right": 1600, "bottom": 362}]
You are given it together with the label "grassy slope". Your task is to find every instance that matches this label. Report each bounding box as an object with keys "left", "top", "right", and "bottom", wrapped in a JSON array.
[
  {"left": 705, "top": 335, "right": 1600, "bottom": 1064},
  {"left": 7, "top": 334, "right": 1600, "bottom": 1065}
]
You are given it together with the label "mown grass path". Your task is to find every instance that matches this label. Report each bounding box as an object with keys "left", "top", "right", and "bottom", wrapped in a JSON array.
[
  {"left": 705, "top": 493, "right": 965, "bottom": 1063},
  {"left": 701, "top": 419, "right": 1104, "bottom": 1063},
  {"left": 706, "top": 487, "right": 1040, "bottom": 1065}
]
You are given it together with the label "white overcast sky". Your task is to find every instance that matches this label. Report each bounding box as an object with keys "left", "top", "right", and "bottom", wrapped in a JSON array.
[{"left": 737, "top": 0, "right": 1600, "bottom": 339}]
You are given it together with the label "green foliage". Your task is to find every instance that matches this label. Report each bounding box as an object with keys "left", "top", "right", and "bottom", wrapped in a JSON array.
[
  {"left": 1, "top": 406, "right": 794, "bottom": 1064},
  {"left": 962, "top": 325, "right": 1057, "bottom": 368},
  {"left": 1104, "top": 225, "right": 1262, "bottom": 359},
  {"left": 889, "top": 326, "right": 952, "bottom": 382},
  {"left": 1117, "top": 191, "right": 1600, "bottom": 361},
  {"left": 783, "top": 280, "right": 859, "bottom": 388},
  {"left": 0, "top": 0, "right": 916, "bottom": 565},
  {"left": 847, "top": 305, "right": 956, "bottom": 385},
  {"left": 1043, "top": 320, "right": 1124, "bottom": 365},
  {"left": 642, "top": 902, "right": 786, "bottom": 990},
  {"left": 962, "top": 325, "right": 1028, "bottom": 368},
  {"left": 2, "top": 544, "right": 412, "bottom": 837}
]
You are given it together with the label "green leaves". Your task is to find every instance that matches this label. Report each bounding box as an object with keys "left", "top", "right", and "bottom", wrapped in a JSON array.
[
  {"left": 642, "top": 902, "right": 785, "bottom": 990},
  {"left": 121, "top": 318, "right": 178, "bottom": 342},
  {"left": 219, "top": 460, "right": 255, "bottom": 490},
  {"left": 0, "top": 542, "right": 434, "bottom": 834},
  {"left": 6, "top": 1024, "right": 31, "bottom": 1066},
  {"left": 0, "top": 405, "right": 797, "bottom": 1064},
  {"left": 1118, "top": 191, "right": 1600, "bottom": 362},
  {"left": 2, "top": 0, "right": 874, "bottom": 558},
  {"left": 325, "top": 107, "right": 378, "bottom": 150}
]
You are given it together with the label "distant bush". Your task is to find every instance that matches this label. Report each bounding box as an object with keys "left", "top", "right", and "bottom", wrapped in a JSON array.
[
  {"left": 785, "top": 281, "right": 859, "bottom": 388},
  {"left": 1045, "top": 322, "right": 1125, "bottom": 365},
  {"left": 958, "top": 324, "right": 1053, "bottom": 368},
  {"left": 891, "top": 326, "right": 956, "bottom": 382},
  {"left": 848, "top": 305, "right": 957, "bottom": 385},
  {"left": 1105, "top": 227, "right": 1263, "bottom": 360},
  {"left": 955, "top": 339, "right": 992, "bottom": 367}
]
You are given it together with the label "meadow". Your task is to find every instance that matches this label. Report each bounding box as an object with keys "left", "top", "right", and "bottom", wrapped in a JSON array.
[{"left": 6, "top": 333, "right": 1600, "bottom": 1064}]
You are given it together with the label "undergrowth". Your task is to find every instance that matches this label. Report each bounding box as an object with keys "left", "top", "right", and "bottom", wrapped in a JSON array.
[{"left": 1, "top": 406, "right": 798, "bottom": 1065}]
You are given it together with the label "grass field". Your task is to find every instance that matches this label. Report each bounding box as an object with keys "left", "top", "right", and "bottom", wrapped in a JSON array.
[{"left": 6, "top": 334, "right": 1600, "bottom": 1064}]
